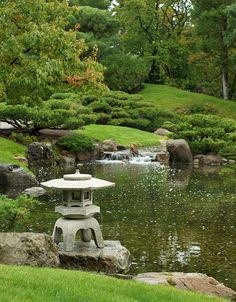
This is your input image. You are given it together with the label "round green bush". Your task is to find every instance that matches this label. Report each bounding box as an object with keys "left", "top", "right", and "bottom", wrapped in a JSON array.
[{"left": 58, "top": 134, "right": 95, "bottom": 152}]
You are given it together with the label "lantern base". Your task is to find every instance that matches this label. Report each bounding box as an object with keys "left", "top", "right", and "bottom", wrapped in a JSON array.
[{"left": 52, "top": 217, "right": 104, "bottom": 252}]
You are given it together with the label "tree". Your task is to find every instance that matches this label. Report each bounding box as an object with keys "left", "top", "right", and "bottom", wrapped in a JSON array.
[
  {"left": 69, "top": 0, "right": 111, "bottom": 10},
  {"left": 192, "top": 0, "right": 236, "bottom": 100},
  {"left": 115, "top": 0, "right": 191, "bottom": 84},
  {"left": 0, "top": 0, "right": 105, "bottom": 106},
  {"left": 102, "top": 52, "right": 148, "bottom": 92}
]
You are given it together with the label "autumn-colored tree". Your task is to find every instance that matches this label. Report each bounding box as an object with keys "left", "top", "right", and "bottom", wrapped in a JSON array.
[{"left": 0, "top": 0, "right": 105, "bottom": 106}]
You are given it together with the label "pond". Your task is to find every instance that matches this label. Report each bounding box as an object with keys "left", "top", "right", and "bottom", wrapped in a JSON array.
[{"left": 1, "top": 162, "right": 236, "bottom": 290}]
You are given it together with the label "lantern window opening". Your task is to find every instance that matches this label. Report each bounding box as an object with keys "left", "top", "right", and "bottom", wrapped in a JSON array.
[{"left": 72, "top": 191, "right": 81, "bottom": 201}]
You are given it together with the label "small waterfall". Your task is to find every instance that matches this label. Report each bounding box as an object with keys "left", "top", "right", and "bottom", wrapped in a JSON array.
[{"left": 97, "top": 149, "right": 164, "bottom": 165}]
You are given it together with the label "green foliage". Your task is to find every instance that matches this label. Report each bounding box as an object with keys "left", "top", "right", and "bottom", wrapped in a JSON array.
[
  {"left": 115, "top": 0, "right": 191, "bottom": 84},
  {"left": 69, "top": 0, "right": 112, "bottom": 10},
  {"left": 0, "top": 92, "right": 97, "bottom": 130},
  {"left": 58, "top": 134, "right": 94, "bottom": 152},
  {"left": 10, "top": 132, "right": 37, "bottom": 146},
  {"left": 186, "top": 103, "right": 218, "bottom": 115},
  {"left": 102, "top": 53, "right": 148, "bottom": 92},
  {"left": 163, "top": 114, "right": 236, "bottom": 154},
  {"left": 81, "top": 90, "right": 175, "bottom": 131},
  {"left": 0, "top": 0, "right": 105, "bottom": 106},
  {"left": 140, "top": 84, "right": 236, "bottom": 119},
  {"left": 0, "top": 195, "right": 39, "bottom": 229},
  {"left": 192, "top": 0, "right": 236, "bottom": 99}
]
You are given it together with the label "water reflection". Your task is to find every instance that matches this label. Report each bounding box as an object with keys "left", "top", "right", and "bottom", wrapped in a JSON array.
[{"left": 1, "top": 162, "right": 236, "bottom": 290}]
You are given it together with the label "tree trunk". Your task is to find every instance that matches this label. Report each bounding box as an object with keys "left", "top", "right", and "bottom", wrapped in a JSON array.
[
  {"left": 222, "top": 66, "right": 229, "bottom": 100},
  {"left": 148, "top": 59, "right": 161, "bottom": 83}
]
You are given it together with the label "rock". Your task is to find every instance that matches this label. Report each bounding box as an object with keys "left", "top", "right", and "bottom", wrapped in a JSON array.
[
  {"left": 154, "top": 128, "right": 171, "bottom": 136},
  {"left": 134, "top": 272, "right": 236, "bottom": 300},
  {"left": 167, "top": 139, "right": 193, "bottom": 164},
  {"left": 0, "top": 232, "right": 59, "bottom": 267},
  {"left": 59, "top": 240, "right": 130, "bottom": 274},
  {"left": 228, "top": 159, "right": 236, "bottom": 165},
  {"left": 155, "top": 151, "right": 170, "bottom": 163},
  {"left": 23, "top": 186, "right": 46, "bottom": 197},
  {"left": 76, "top": 150, "right": 95, "bottom": 162},
  {"left": 194, "top": 154, "right": 223, "bottom": 166},
  {"left": 59, "top": 155, "right": 76, "bottom": 169},
  {"left": 102, "top": 140, "right": 118, "bottom": 152},
  {"left": 0, "top": 164, "right": 38, "bottom": 188},
  {"left": 38, "top": 129, "right": 73, "bottom": 138},
  {"left": 27, "top": 142, "right": 55, "bottom": 169},
  {"left": 130, "top": 144, "right": 139, "bottom": 156},
  {"left": 117, "top": 144, "right": 127, "bottom": 151}
]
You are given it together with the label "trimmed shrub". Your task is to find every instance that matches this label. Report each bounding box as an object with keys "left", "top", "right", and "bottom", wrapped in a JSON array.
[
  {"left": 57, "top": 134, "right": 95, "bottom": 152},
  {"left": 163, "top": 114, "right": 236, "bottom": 155},
  {"left": 10, "top": 132, "right": 38, "bottom": 146}
]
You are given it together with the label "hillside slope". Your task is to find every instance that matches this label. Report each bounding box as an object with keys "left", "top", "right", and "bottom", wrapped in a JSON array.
[
  {"left": 140, "top": 84, "right": 236, "bottom": 119},
  {"left": 0, "top": 137, "right": 26, "bottom": 167},
  {"left": 76, "top": 125, "right": 161, "bottom": 147}
]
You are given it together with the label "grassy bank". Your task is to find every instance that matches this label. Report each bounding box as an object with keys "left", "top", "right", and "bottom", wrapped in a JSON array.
[
  {"left": 0, "top": 265, "right": 226, "bottom": 302},
  {"left": 76, "top": 124, "right": 161, "bottom": 147},
  {"left": 140, "top": 84, "right": 236, "bottom": 119},
  {"left": 0, "top": 137, "right": 26, "bottom": 167}
]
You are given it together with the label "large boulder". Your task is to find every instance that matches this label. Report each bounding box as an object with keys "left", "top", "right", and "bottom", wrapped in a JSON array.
[
  {"left": 0, "top": 233, "right": 59, "bottom": 267},
  {"left": 27, "top": 142, "right": 55, "bottom": 169},
  {"left": 59, "top": 240, "right": 130, "bottom": 274},
  {"left": 135, "top": 272, "right": 236, "bottom": 300},
  {"left": 167, "top": 139, "right": 193, "bottom": 164},
  {"left": 59, "top": 155, "right": 76, "bottom": 169},
  {"left": 0, "top": 164, "right": 38, "bottom": 188}
]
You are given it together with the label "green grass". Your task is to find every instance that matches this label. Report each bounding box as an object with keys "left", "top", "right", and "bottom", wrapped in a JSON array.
[
  {"left": 0, "top": 136, "right": 26, "bottom": 167},
  {"left": 0, "top": 265, "right": 227, "bottom": 302},
  {"left": 76, "top": 124, "right": 161, "bottom": 147},
  {"left": 140, "top": 84, "right": 236, "bottom": 119}
]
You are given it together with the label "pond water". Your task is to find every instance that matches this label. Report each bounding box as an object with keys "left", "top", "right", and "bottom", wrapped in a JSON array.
[{"left": 2, "top": 162, "right": 236, "bottom": 290}]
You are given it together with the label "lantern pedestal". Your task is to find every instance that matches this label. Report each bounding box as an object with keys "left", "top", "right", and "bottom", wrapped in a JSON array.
[{"left": 53, "top": 217, "right": 104, "bottom": 252}]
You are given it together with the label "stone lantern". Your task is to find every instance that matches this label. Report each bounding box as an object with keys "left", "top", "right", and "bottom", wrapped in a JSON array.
[{"left": 41, "top": 170, "right": 114, "bottom": 252}]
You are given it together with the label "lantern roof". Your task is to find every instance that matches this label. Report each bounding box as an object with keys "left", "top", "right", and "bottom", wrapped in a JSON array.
[{"left": 41, "top": 171, "right": 115, "bottom": 191}]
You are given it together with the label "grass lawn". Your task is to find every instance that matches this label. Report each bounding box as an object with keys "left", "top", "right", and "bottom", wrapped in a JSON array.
[
  {"left": 76, "top": 124, "right": 161, "bottom": 147},
  {"left": 140, "top": 84, "right": 236, "bottom": 119},
  {"left": 0, "top": 265, "right": 227, "bottom": 302},
  {"left": 0, "top": 136, "right": 26, "bottom": 168}
]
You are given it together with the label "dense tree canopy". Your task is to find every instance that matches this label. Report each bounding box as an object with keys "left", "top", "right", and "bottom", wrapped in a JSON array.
[
  {"left": 0, "top": 0, "right": 104, "bottom": 105},
  {"left": 115, "top": 0, "right": 191, "bottom": 84},
  {"left": 192, "top": 0, "right": 236, "bottom": 99}
]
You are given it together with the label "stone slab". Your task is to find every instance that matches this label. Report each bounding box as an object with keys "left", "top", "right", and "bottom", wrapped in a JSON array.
[
  {"left": 134, "top": 272, "right": 236, "bottom": 300},
  {"left": 0, "top": 232, "right": 59, "bottom": 267},
  {"left": 59, "top": 240, "right": 130, "bottom": 274}
]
